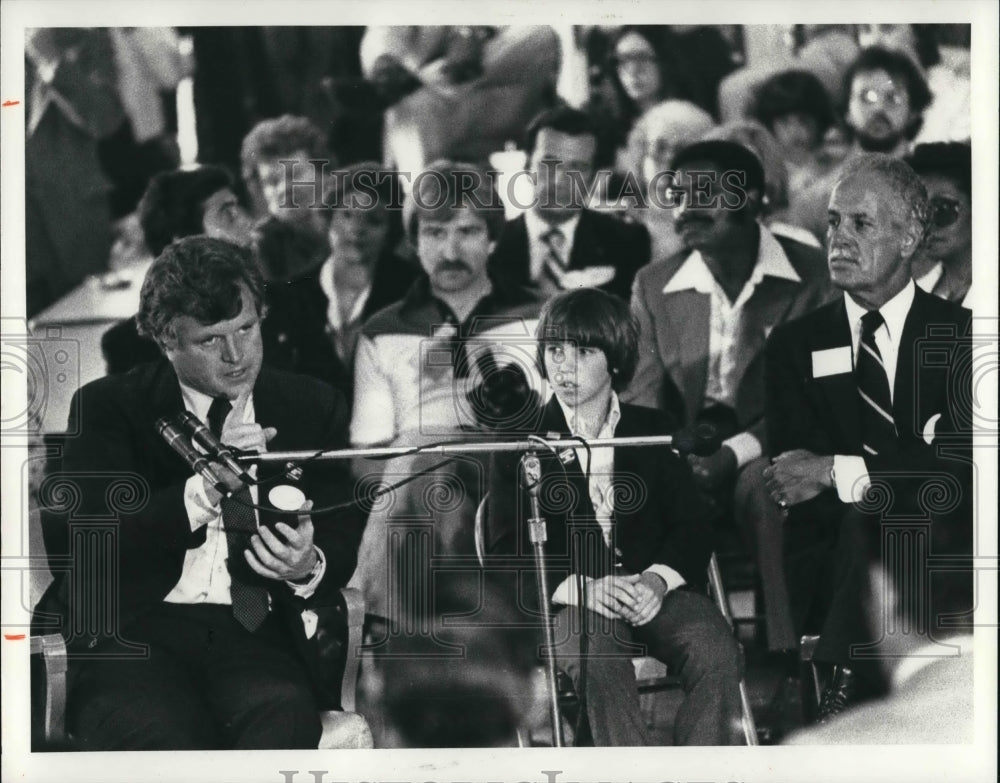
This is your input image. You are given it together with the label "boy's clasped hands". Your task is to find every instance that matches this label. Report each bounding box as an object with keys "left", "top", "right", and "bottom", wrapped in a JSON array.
[{"left": 585, "top": 572, "right": 668, "bottom": 626}]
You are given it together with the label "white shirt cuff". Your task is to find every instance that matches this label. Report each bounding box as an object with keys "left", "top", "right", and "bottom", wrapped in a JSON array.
[
  {"left": 722, "top": 432, "right": 763, "bottom": 470},
  {"left": 922, "top": 413, "right": 942, "bottom": 445},
  {"left": 834, "top": 455, "right": 871, "bottom": 504},
  {"left": 286, "top": 546, "right": 327, "bottom": 599},
  {"left": 552, "top": 574, "right": 593, "bottom": 606},
  {"left": 643, "top": 564, "right": 687, "bottom": 593},
  {"left": 183, "top": 474, "right": 218, "bottom": 531}
]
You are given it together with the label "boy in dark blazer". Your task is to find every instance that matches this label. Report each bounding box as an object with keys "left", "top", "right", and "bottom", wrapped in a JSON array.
[{"left": 487, "top": 288, "right": 742, "bottom": 745}]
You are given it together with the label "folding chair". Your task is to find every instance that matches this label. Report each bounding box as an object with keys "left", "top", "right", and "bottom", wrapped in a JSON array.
[
  {"left": 473, "top": 498, "right": 759, "bottom": 745},
  {"left": 29, "top": 587, "right": 372, "bottom": 750}
]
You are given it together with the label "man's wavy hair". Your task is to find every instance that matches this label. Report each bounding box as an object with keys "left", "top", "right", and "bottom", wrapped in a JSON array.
[
  {"left": 138, "top": 165, "right": 237, "bottom": 257},
  {"left": 240, "top": 114, "right": 332, "bottom": 216},
  {"left": 136, "top": 236, "right": 266, "bottom": 346},
  {"left": 838, "top": 153, "right": 930, "bottom": 237},
  {"left": 536, "top": 287, "right": 639, "bottom": 393}
]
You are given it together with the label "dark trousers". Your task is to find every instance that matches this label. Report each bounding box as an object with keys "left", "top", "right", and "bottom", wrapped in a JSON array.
[
  {"left": 789, "top": 503, "right": 972, "bottom": 692},
  {"left": 733, "top": 456, "right": 797, "bottom": 651},
  {"left": 552, "top": 589, "right": 743, "bottom": 746},
  {"left": 68, "top": 603, "right": 321, "bottom": 750}
]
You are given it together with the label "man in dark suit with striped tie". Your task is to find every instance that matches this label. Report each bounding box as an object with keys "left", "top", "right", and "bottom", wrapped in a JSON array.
[
  {"left": 488, "top": 106, "right": 651, "bottom": 301},
  {"left": 762, "top": 154, "right": 973, "bottom": 722}
]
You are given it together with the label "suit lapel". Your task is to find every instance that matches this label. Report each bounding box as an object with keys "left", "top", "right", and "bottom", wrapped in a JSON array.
[
  {"left": 892, "top": 290, "right": 925, "bottom": 439},
  {"left": 732, "top": 276, "right": 800, "bottom": 407},
  {"left": 568, "top": 210, "right": 607, "bottom": 270},
  {"left": 662, "top": 289, "right": 711, "bottom": 424},
  {"left": 537, "top": 397, "right": 590, "bottom": 510},
  {"left": 811, "top": 299, "right": 862, "bottom": 447},
  {"left": 608, "top": 407, "right": 644, "bottom": 535}
]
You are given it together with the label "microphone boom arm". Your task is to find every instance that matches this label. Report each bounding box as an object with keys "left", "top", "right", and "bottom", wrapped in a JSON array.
[{"left": 239, "top": 434, "right": 678, "bottom": 465}]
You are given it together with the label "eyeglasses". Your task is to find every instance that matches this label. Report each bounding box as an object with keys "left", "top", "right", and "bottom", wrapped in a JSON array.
[
  {"left": 929, "top": 197, "right": 962, "bottom": 228},
  {"left": 854, "top": 87, "right": 907, "bottom": 107},
  {"left": 612, "top": 53, "right": 658, "bottom": 69}
]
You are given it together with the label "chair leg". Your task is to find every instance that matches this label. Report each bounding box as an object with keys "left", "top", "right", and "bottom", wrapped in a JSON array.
[
  {"left": 708, "top": 552, "right": 735, "bottom": 626},
  {"left": 739, "top": 679, "right": 759, "bottom": 745},
  {"left": 31, "top": 634, "right": 68, "bottom": 748},
  {"left": 709, "top": 552, "right": 760, "bottom": 745},
  {"left": 799, "top": 634, "right": 823, "bottom": 724}
]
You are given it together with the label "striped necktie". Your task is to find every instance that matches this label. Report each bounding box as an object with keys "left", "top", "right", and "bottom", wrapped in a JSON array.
[
  {"left": 208, "top": 397, "right": 269, "bottom": 632},
  {"left": 856, "top": 310, "right": 897, "bottom": 457},
  {"left": 541, "top": 225, "right": 567, "bottom": 290}
]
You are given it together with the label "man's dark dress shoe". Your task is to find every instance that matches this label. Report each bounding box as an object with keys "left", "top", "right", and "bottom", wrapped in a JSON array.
[{"left": 817, "top": 665, "right": 857, "bottom": 723}]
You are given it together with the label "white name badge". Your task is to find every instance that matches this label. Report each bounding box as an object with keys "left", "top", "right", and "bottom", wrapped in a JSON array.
[{"left": 811, "top": 346, "right": 853, "bottom": 378}]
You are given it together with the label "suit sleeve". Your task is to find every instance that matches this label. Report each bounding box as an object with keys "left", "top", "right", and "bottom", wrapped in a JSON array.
[
  {"left": 763, "top": 323, "right": 845, "bottom": 524},
  {"left": 648, "top": 448, "right": 714, "bottom": 589},
  {"left": 49, "top": 381, "right": 207, "bottom": 646},
  {"left": 764, "top": 323, "right": 836, "bottom": 458},
  {"left": 62, "top": 381, "right": 203, "bottom": 554},
  {"left": 622, "top": 272, "right": 665, "bottom": 410}
]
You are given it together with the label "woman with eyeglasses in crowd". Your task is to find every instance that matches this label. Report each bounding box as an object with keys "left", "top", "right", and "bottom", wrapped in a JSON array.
[
  {"left": 585, "top": 26, "right": 736, "bottom": 171},
  {"left": 906, "top": 142, "right": 972, "bottom": 307}
]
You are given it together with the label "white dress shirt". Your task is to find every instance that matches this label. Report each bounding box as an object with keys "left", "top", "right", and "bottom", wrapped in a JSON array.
[
  {"left": 550, "top": 392, "right": 686, "bottom": 606},
  {"left": 662, "top": 225, "right": 802, "bottom": 468},
  {"left": 166, "top": 384, "right": 326, "bottom": 629},
  {"left": 833, "top": 280, "right": 918, "bottom": 503}
]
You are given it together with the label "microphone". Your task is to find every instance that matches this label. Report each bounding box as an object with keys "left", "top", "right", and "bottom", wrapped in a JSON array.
[
  {"left": 156, "top": 418, "right": 235, "bottom": 497},
  {"left": 175, "top": 410, "right": 255, "bottom": 483},
  {"left": 672, "top": 422, "right": 723, "bottom": 457},
  {"left": 521, "top": 453, "right": 542, "bottom": 491}
]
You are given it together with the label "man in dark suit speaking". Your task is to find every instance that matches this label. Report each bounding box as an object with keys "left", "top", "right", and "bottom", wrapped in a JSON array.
[
  {"left": 763, "top": 154, "right": 973, "bottom": 721},
  {"left": 33, "top": 237, "right": 363, "bottom": 750},
  {"left": 489, "top": 106, "right": 651, "bottom": 301}
]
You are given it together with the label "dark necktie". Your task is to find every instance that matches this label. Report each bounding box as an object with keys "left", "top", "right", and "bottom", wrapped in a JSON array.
[
  {"left": 208, "top": 396, "right": 269, "bottom": 632},
  {"left": 856, "top": 310, "right": 897, "bottom": 457}
]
